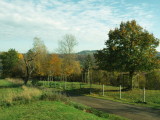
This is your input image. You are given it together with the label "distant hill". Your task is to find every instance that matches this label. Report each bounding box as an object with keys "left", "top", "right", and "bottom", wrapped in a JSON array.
[{"left": 77, "top": 50, "right": 97, "bottom": 55}]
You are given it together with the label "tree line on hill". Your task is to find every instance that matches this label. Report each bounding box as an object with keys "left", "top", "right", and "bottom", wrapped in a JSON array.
[{"left": 0, "top": 20, "right": 160, "bottom": 90}]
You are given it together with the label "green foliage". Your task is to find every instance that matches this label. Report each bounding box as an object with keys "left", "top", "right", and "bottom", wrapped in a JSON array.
[
  {"left": 83, "top": 55, "right": 93, "bottom": 72},
  {"left": 31, "top": 79, "right": 39, "bottom": 86},
  {"left": 95, "top": 20, "right": 159, "bottom": 72},
  {"left": 145, "top": 70, "right": 160, "bottom": 90},
  {"left": 92, "top": 70, "right": 110, "bottom": 85},
  {"left": 1, "top": 49, "right": 19, "bottom": 77},
  {"left": 95, "top": 20, "right": 159, "bottom": 88}
]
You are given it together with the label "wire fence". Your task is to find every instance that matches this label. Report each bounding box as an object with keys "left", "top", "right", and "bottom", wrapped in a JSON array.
[{"left": 39, "top": 80, "right": 160, "bottom": 105}]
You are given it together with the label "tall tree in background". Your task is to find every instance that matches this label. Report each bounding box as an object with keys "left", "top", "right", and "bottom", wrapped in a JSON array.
[
  {"left": 32, "top": 37, "right": 49, "bottom": 76},
  {"left": 22, "top": 37, "right": 48, "bottom": 85},
  {"left": 58, "top": 34, "right": 80, "bottom": 78},
  {"left": 83, "top": 55, "right": 93, "bottom": 83},
  {"left": 58, "top": 34, "right": 78, "bottom": 55},
  {"left": 95, "top": 20, "right": 159, "bottom": 89}
]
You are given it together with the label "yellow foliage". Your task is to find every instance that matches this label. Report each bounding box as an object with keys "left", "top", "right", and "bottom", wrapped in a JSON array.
[
  {"left": 18, "top": 53, "right": 23, "bottom": 59},
  {"left": 62, "top": 60, "right": 81, "bottom": 76},
  {"left": 49, "top": 54, "right": 62, "bottom": 76}
]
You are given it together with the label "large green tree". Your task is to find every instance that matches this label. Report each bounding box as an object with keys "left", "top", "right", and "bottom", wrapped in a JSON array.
[
  {"left": 1, "top": 49, "right": 19, "bottom": 77},
  {"left": 95, "top": 20, "right": 159, "bottom": 89}
]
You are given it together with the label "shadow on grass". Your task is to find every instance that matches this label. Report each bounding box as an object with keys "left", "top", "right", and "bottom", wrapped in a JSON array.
[
  {"left": 64, "top": 88, "right": 130, "bottom": 96},
  {"left": 63, "top": 88, "right": 101, "bottom": 97}
]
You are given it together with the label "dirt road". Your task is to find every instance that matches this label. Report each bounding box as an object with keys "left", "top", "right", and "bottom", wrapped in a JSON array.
[{"left": 70, "top": 96, "right": 160, "bottom": 120}]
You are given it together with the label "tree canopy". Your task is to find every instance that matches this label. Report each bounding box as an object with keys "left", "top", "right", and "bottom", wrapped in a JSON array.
[
  {"left": 1, "top": 49, "right": 19, "bottom": 77},
  {"left": 94, "top": 20, "right": 160, "bottom": 88}
]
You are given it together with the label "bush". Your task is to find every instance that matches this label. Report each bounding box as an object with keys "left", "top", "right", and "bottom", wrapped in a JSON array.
[
  {"left": 40, "top": 90, "right": 68, "bottom": 102},
  {"left": 31, "top": 79, "right": 39, "bottom": 86},
  {"left": 145, "top": 70, "right": 160, "bottom": 90},
  {"left": 0, "top": 86, "right": 42, "bottom": 107}
]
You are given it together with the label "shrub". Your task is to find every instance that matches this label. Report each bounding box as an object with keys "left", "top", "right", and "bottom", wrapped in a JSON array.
[
  {"left": 0, "top": 86, "right": 42, "bottom": 107},
  {"left": 40, "top": 90, "right": 68, "bottom": 102},
  {"left": 31, "top": 79, "right": 39, "bottom": 86},
  {"left": 145, "top": 70, "right": 160, "bottom": 90}
]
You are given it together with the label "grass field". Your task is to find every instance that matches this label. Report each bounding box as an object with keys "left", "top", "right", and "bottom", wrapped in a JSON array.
[
  {"left": 0, "top": 101, "right": 107, "bottom": 120},
  {"left": 0, "top": 79, "right": 126, "bottom": 120},
  {"left": 39, "top": 81, "right": 160, "bottom": 108}
]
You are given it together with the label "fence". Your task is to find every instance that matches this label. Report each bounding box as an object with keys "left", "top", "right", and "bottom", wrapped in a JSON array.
[{"left": 39, "top": 80, "right": 160, "bottom": 105}]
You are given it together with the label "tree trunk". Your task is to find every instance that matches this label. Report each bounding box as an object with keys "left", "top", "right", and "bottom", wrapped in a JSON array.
[
  {"left": 129, "top": 71, "right": 134, "bottom": 90},
  {"left": 24, "top": 65, "right": 30, "bottom": 85},
  {"left": 24, "top": 75, "right": 29, "bottom": 85}
]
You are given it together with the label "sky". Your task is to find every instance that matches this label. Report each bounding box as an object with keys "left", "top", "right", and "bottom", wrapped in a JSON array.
[{"left": 0, "top": 0, "right": 160, "bottom": 53}]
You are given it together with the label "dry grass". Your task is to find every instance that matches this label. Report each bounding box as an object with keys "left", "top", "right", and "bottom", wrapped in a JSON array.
[
  {"left": 1, "top": 85, "right": 42, "bottom": 106},
  {"left": 6, "top": 78, "right": 23, "bottom": 84},
  {"left": 18, "top": 86, "right": 42, "bottom": 100}
]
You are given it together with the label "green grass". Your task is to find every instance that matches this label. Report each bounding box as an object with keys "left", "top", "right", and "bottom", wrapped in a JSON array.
[
  {"left": 0, "top": 80, "right": 23, "bottom": 106},
  {"left": 0, "top": 79, "right": 126, "bottom": 120},
  {"left": 0, "top": 79, "right": 42, "bottom": 106},
  {"left": 0, "top": 101, "right": 108, "bottom": 120},
  {"left": 88, "top": 86, "right": 160, "bottom": 108},
  {"left": 39, "top": 81, "right": 160, "bottom": 108}
]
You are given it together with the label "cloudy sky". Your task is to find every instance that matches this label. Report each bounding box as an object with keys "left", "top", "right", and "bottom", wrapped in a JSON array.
[{"left": 0, "top": 0, "right": 160, "bottom": 53}]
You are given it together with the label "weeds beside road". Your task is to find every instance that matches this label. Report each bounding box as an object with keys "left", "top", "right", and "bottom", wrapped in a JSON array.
[{"left": 0, "top": 79, "right": 125, "bottom": 120}]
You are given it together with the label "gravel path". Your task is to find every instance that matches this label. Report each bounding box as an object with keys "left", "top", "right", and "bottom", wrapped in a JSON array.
[{"left": 70, "top": 95, "right": 160, "bottom": 120}]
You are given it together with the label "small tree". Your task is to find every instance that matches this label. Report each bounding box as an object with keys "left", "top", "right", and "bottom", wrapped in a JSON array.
[
  {"left": 22, "top": 37, "right": 48, "bottom": 85},
  {"left": 95, "top": 20, "right": 159, "bottom": 89},
  {"left": 23, "top": 49, "right": 37, "bottom": 85},
  {"left": 32, "top": 37, "right": 49, "bottom": 76}
]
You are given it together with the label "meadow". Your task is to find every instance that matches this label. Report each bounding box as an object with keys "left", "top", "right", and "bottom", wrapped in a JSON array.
[{"left": 0, "top": 79, "right": 126, "bottom": 120}]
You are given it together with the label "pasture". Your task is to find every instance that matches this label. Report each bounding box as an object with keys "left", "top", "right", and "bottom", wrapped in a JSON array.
[{"left": 0, "top": 79, "right": 125, "bottom": 120}]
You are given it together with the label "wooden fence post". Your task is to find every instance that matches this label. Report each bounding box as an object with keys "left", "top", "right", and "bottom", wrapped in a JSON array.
[
  {"left": 103, "top": 84, "right": 104, "bottom": 96},
  {"left": 143, "top": 87, "right": 145, "bottom": 102},
  {"left": 120, "top": 85, "right": 121, "bottom": 99}
]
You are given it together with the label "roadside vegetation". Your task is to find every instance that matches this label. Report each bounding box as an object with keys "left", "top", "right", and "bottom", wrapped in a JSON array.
[
  {"left": 0, "top": 79, "right": 126, "bottom": 120},
  {"left": 38, "top": 81, "right": 160, "bottom": 108}
]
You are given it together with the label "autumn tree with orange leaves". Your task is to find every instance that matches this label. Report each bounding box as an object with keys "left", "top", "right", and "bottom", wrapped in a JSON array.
[
  {"left": 58, "top": 34, "right": 81, "bottom": 80},
  {"left": 49, "top": 54, "right": 62, "bottom": 76}
]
